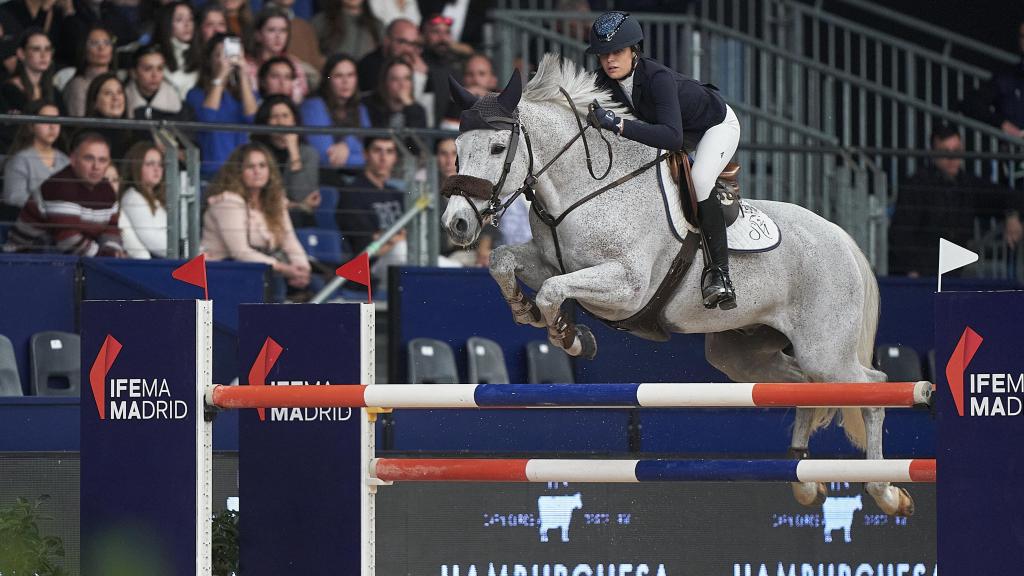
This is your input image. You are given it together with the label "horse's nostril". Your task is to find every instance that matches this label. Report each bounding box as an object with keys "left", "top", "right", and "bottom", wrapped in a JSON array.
[{"left": 455, "top": 218, "right": 468, "bottom": 234}]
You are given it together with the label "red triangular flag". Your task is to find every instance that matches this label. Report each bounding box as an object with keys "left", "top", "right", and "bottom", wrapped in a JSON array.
[
  {"left": 172, "top": 254, "right": 209, "bottom": 300},
  {"left": 336, "top": 252, "right": 372, "bottom": 303}
]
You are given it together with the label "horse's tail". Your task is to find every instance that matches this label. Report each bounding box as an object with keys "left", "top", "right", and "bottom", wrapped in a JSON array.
[{"left": 841, "top": 233, "right": 880, "bottom": 451}]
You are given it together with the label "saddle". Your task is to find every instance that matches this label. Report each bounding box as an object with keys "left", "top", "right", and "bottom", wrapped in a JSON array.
[{"left": 597, "top": 154, "right": 744, "bottom": 342}]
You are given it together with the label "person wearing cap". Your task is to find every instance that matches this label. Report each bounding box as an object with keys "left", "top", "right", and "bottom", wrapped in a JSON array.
[{"left": 587, "top": 11, "right": 741, "bottom": 311}]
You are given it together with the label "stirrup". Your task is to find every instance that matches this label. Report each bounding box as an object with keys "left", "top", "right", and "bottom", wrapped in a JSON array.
[{"left": 701, "top": 267, "right": 737, "bottom": 310}]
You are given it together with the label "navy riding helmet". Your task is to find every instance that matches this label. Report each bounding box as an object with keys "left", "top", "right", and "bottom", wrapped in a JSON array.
[{"left": 586, "top": 11, "right": 644, "bottom": 55}]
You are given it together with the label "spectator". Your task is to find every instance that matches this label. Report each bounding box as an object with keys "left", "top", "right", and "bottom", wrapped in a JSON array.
[
  {"left": 462, "top": 53, "right": 497, "bottom": 96},
  {"left": 252, "top": 95, "right": 321, "bottom": 228},
  {"left": 62, "top": 25, "right": 114, "bottom": 117},
  {"left": 312, "top": 0, "right": 383, "bottom": 61},
  {"left": 2, "top": 29, "right": 62, "bottom": 113},
  {"left": 1, "top": 100, "right": 68, "bottom": 223},
  {"left": 125, "top": 44, "right": 194, "bottom": 122},
  {"left": 0, "top": 0, "right": 69, "bottom": 57},
  {"left": 357, "top": 18, "right": 426, "bottom": 100},
  {"left": 256, "top": 55, "right": 296, "bottom": 100},
  {"left": 365, "top": 58, "right": 427, "bottom": 131},
  {"left": 420, "top": 13, "right": 471, "bottom": 125},
  {"left": 118, "top": 140, "right": 167, "bottom": 259},
  {"left": 336, "top": 136, "right": 406, "bottom": 284},
  {"left": 220, "top": 0, "right": 254, "bottom": 40},
  {"left": 300, "top": 53, "right": 371, "bottom": 171},
  {"left": 58, "top": 0, "right": 138, "bottom": 69},
  {"left": 966, "top": 20, "right": 1024, "bottom": 139},
  {"left": 201, "top": 142, "right": 311, "bottom": 302},
  {"left": 367, "top": 0, "right": 420, "bottom": 27},
  {"left": 154, "top": 1, "right": 199, "bottom": 99},
  {"left": 264, "top": 0, "right": 323, "bottom": 73},
  {"left": 889, "top": 124, "right": 1024, "bottom": 277},
  {"left": 418, "top": 0, "right": 494, "bottom": 48},
  {"left": 185, "top": 33, "right": 258, "bottom": 179},
  {"left": 4, "top": 131, "right": 124, "bottom": 256},
  {"left": 83, "top": 72, "right": 132, "bottom": 161},
  {"left": 435, "top": 136, "right": 497, "bottom": 267},
  {"left": 244, "top": 6, "right": 309, "bottom": 105},
  {"left": 195, "top": 3, "right": 228, "bottom": 46}
]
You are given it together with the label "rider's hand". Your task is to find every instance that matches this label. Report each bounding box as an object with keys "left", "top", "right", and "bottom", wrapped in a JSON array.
[{"left": 590, "top": 101, "right": 621, "bottom": 134}]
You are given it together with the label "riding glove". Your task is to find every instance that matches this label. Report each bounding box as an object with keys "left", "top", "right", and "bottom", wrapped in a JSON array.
[{"left": 590, "top": 101, "right": 621, "bottom": 134}]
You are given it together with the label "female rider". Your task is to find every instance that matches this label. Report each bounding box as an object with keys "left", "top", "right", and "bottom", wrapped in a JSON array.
[{"left": 588, "top": 11, "right": 741, "bottom": 310}]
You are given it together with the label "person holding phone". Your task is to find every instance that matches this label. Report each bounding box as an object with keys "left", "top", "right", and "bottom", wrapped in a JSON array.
[{"left": 185, "top": 33, "right": 258, "bottom": 179}]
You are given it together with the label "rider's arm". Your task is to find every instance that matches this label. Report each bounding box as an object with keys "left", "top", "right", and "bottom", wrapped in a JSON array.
[{"left": 620, "top": 70, "right": 685, "bottom": 150}]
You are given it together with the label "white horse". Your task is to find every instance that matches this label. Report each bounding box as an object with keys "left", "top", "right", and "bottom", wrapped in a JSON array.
[{"left": 440, "top": 55, "right": 914, "bottom": 516}]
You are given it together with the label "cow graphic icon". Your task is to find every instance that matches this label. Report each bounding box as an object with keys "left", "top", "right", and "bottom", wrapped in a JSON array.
[
  {"left": 537, "top": 493, "right": 582, "bottom": 542},
  {"left": 822, "top": 494, "right": 862, "bottom": 543}
]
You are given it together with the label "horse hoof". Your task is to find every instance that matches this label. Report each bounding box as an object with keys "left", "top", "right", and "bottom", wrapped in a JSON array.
[
  {"left": 896, "top": 487, "right": 915, "bottom": 517},
  {"left": 576, "top": 325, "right": 597, "bottom": 360},
  {"left": 792, "top": 482, "right": 827, "bottom": 507}
]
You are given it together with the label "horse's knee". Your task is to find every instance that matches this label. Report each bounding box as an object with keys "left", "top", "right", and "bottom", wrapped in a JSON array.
[{"left": 489, "top": 246, "right": 516, "bottom": 277}]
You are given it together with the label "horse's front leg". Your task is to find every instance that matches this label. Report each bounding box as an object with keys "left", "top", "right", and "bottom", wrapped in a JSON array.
[
  {"left": 534, "top": 262, "right": 643, "bottom": 360},
  {"left": 489, "top": 241, "right": 557, "bottom": 328}
]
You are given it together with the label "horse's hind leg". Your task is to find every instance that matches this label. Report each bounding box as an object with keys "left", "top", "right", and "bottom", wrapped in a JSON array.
[
  {"left": 863, "top": 407, "right": 915, "bottom": 516},
  {"left": 704, "top": 329, "right": 825, "bottom": 506},
  {"left": 489, "top": 242, "right": 557, "bottom": 328}
]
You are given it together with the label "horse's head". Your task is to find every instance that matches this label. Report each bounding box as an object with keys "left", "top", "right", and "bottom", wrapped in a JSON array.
[{"left": 441, "top": 70, "right": 532, "bottom": 247}]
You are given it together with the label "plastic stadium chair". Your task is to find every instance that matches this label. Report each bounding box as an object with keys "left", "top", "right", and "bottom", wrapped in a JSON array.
[
  {"left": 295, "top": 228, "right": 345, "bottom": 264},
  {"left": 315, "top": 187, "right": 340, "bottom": 231},
  {"left": 526, "top": 340, "right": 575, "bottom": 384},
  {"left": 0, "top": 334, "right": 23, "bottom": 396},
  {"left": 466, "top": 337, "right": 510, "bottom": 384},
  {"left": 874, "top": 344, "right": 923, "bottom": 382},
  {"left": 407, "top": 338, "right": 459, "bottom": 384},
  {"left": 30, "top": 331, "right": 81, "bottom": 396}
]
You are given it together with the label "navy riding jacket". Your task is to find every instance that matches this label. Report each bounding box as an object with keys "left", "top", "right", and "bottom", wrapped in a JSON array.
[{"left": 596, "top": 57, "right": 727, "bottom": 151}]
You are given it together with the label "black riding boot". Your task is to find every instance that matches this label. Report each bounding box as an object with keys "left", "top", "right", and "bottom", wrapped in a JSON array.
[{"left": 697, "top": 195, "right": 737, "bottom": 310}]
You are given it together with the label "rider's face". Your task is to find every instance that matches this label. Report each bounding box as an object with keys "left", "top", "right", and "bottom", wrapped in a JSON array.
[{"left": 599, "top": 47, "right": 633, "bottom": 80}]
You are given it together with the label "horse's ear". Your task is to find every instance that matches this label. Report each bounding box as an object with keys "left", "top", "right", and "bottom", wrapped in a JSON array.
[
  {"left": 496, "top": 68, "right": 522, "bottom": 112},
  {"left": 448, "top": 75, "right": 479, "bottom": 110}
]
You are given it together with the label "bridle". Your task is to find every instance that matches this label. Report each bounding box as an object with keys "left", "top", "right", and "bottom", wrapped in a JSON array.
[{"left": 441, "top": 87, "right": 668, "bottom": 272}]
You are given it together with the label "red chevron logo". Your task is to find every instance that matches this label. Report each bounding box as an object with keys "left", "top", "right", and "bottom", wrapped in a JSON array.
[
  {"left": 88, "top": 335, "right": 122, "bottom": 420},
  {"left": 945, "top": 327, "right": 983, "bottom": 417},
  {"left": 248, "top": 337, "right": 283, "bottom": 421}
]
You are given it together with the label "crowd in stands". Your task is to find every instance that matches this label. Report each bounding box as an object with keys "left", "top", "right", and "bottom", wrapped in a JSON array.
[
  {"left": 0, "top": 0, "right": 515, "bottom": 301},
  {"left": 0, "top": 0, "right": 1021, "bottom": 297}
]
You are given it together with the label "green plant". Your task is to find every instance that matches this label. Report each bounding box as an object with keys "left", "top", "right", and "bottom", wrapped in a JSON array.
[
  {"left": 211, "top": 509, "right": 239, "bottom": 576},
  {"left": 0, "top": 496, "right": 67, "bottom": 576}
]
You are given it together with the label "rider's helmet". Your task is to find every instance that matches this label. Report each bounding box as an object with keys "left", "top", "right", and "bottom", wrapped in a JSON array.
[{"left": 586, "top": 12, "right": 643, "bottom": 55}]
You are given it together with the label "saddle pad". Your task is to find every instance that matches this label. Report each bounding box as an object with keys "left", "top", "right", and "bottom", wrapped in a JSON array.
[
  {"left": 656, "top": 156, "right": 781, "bottom": 253},
  {"left": 726, "top": 200, "right": 782, "bottom": 253}
]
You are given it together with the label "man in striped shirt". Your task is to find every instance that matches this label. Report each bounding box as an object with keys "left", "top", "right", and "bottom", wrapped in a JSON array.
[{"left": 5, "top": 131, "right": 124, "bottom": 257}]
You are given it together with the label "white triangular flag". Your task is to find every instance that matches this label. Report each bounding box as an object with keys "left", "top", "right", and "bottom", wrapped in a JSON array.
[{"left": 937, "top": 238, "right": 978, "bottom": 292}]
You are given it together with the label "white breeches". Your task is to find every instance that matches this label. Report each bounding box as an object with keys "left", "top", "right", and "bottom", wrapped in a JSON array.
[{"left": 691, "top": 105, "right": 741, "bottom": 202}]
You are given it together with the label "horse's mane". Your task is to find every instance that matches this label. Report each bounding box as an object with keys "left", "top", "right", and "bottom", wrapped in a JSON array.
[{"left": 522, "top": 54, "right": 633, "bottom": 118}]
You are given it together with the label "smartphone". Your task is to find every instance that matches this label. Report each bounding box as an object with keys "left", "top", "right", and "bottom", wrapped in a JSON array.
[{"left": 223, "top": 36, "right": 241, "bottom": 59}]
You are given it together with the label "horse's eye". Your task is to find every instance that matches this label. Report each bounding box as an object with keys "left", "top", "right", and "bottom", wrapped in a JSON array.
[{"left": 491, "top": 143, "right": 506, "bottom": 154}]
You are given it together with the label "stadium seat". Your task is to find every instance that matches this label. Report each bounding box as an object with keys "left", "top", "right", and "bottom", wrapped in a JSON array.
[
  {"left": 315, "top": 187, "right": 340, "bottom": 231},
  {"left": 30, "top": 331, "right": 80, "bottom": 397},
  {"left": 295, "top": 228, "right": 345, "bottom": 264},
  {"left": 466, "top": 337, "right": 510, "bottom": 384},
  {"left": 407, "top": 338, "right": 459, "bottom": 384},
  {"left": 0, "top": 334, "right": 23, "bottom": 396},
  {"left": 874, "top": 344, "right": 923, "bottom": 382},
  {"left": 526, "top": 340, "right": 575, "bottom": 384}
]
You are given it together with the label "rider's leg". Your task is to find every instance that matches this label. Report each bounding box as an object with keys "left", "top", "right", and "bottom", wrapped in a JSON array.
[{"left": 692, "top": 105, "right": 741, "bottom": 309}]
